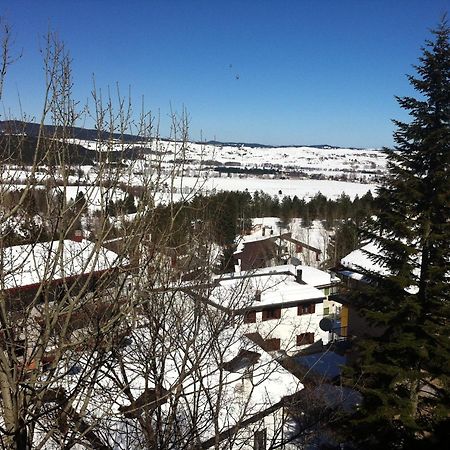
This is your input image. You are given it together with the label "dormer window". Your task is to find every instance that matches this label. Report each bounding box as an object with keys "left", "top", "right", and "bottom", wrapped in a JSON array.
[{"left": 243, "top": 366, "right": 253, "bottom": 382}]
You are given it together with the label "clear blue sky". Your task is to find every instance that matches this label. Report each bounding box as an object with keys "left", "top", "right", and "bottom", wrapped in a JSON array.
[{"left": 1, "top": 0, "right": 449, "bottom": 148}]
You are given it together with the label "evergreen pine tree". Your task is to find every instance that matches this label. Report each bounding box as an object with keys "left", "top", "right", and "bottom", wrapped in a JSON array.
[
  {"left": 327, "top": 220, "right": 359, "bottom": 267},
  {"left": 124, "top": 192, "right": 137, "bottom": 214},
  {"left": 347, "top": 19, "right": 450, "bottom": 448}
]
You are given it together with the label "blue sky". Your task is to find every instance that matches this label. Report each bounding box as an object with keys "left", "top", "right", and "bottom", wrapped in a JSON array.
[{"left": 1, "top": 0, "right": 449, "bottom": 148}]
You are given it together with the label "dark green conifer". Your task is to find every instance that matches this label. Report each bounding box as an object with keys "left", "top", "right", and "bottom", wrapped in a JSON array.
[
  {"left": 124, "top": 192, "right": 137, "bottom": 214},
  {"left": 348, "top": 18, "right": 450, "bottom": 448}
]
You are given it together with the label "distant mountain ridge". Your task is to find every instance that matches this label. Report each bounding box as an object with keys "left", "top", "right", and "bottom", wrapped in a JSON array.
[
  {"left": 0, "top": 120, "right": 141, "bottom": 143},
  {"left": 0, "top": 120, "right": 370, "bottom": 151},
  {"left": 201, "top": 140, "right": 365, "bottom": 150},
  {"left": 0, "top": 121, "right": 144, "bottom": 165}
]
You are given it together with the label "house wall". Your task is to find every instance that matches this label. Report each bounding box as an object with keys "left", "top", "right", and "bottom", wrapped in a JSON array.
[
  {"left": 227, "top": 379, "right": 297, "bottom": 450},
  {"left": 3, "top": 269, "right": 112, "bottom": 311},
  {"left": 237, "top": 240, "right": 278, "bottom": 272},
  {"left": 283, "top": 240, "right": 321, "bottom": 267},
  {"left": 281, "top": 240, "right": 321, "bottom": 268},
  {"left": 242, "top": 303, "right": 329, "bottom": 355},
  {"left": 228, "top": 407, "right": 297, "bottom": 450},
  {"left": 322, "top": 297, "right": 341, "bottom": 316}
]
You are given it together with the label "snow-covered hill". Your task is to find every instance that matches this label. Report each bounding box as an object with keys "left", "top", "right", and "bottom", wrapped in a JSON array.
[
  {"left": 2, "top": 136, "right": 385, "bottom": 204},
  {"left": 68, "top": 138, "right": 386, "bottom": 182}
]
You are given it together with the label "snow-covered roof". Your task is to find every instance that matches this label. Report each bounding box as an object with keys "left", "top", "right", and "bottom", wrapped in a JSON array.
[
  {"left": 1, "top": 239, "right": 123, "bottom": 290},
  {"left": 234, "top": 219, "right": 328, "bottom": 261},
  {"left": 135, "top": 328, "right": 301, "bottom": 444},
  {"left": 340, "top": 242, "right": 389, "bottom": 275},
  {"left": 340, "top": 242, "right": 425, "bottom": 295},
  {"left": 234, "top": 233, "right": 275, "bottom": 255},
  {"left": 289, "top": 265, "right": 335, "bottom": 286},
  {"left": 213, "top": 269, "right": 326, "bottom": 310},
  {"left": 169, "top": 330, "right": 300, "bottom": 409},
  {"left": 58, "top": 312, "right": 302, "bottom": 447},
  {"left": 235, "top": 264, "right": 337, "bottom": 287}
]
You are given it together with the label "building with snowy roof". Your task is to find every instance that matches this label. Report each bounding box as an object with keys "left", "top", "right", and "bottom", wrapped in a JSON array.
[
  {"left": 234, "top": 232, "right": 323, "bottom": 272},
  {"left": 196, "top": 264, "right": 342, "bottom": 355},
  {"left": 37, "top": 299, "right": 304, "bottom": 449},
  {"left": 0, "top": 235, "right": 126, "bottom": 309},
  {"left": 334, "top": 242, "right": 393, "bottom": 338}
]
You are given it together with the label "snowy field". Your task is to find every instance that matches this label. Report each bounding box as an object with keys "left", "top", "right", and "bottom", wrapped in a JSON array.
[
  {"left": 182, "top": 142, "right": 386, "bottom": 176},
  {"left": 1, "top": 172, "right": 377, "bottom": 209},
  {"left": 172, "top": 175, "right": 377, "bottom": 200},
  {"left": 66, "top": 138, "right": 387, "bottom": 180},
  {"left": 2, "top": 138, "right": 383, "bottom": 207}
]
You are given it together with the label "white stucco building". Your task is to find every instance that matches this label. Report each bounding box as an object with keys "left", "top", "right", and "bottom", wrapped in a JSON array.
[{"left": 210, "top": 265, "right": 341, "bottom": 355}]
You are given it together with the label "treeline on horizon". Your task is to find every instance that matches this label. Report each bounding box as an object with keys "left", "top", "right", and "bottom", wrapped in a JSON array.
[
  {"left": 151, "top": 189, "right": 375, "bottom": 269},
  {"left": 2, "top": 185, "right": 373, "bottom": 269}
]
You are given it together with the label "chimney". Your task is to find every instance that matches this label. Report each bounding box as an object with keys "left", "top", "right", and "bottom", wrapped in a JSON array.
[
  {"left": 262, "top": 227, "right": 266, "bottom": 237},
  {"left": 296, "top": 269, "right": 303, "bottom": 283},
  {"left": 255, "top": 289, "right": 261, "bottom": 302},
  {"left": 73, "top": 229, "right": 83, "bottom": 243}
]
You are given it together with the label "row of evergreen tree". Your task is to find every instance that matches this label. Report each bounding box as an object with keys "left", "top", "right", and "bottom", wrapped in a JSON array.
[{"left": 149, "top": 189, "right": 374, "bottom": 248}]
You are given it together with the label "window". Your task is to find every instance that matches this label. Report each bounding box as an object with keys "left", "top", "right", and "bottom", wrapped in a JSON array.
[
  {"left": 254, "top": 429, "right": 267, "bottom": 450},
  {"left": 264, "top": 338, "right": 281, "bottom": 351},
  {"left": 244, "top": 311, "right": 257, "bottom": 323},
  {"left": 297, "top": 303, "right": 315, "bottom": 315},
  {"left": 297, "top": 333, "right": 315, "bottom": 346},
  {"left": 262, "top": 308, "right": 281, "bottom": 321}
]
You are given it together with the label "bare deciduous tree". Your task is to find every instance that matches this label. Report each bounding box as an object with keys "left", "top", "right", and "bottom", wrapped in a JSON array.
[{"left": 0, "top": 27, "right": 342, "bottom": 450}]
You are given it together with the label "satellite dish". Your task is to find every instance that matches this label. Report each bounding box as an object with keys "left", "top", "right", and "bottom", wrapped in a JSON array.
[
  {"left": 290, "top": 256, "right": 301, "bottom": 266},
  {"left": 319, "top": 318, "right": 333, "bottom": 332}
]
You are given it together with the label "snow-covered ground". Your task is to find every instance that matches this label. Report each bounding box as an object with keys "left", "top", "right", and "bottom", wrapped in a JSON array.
[
  {"left": 182, "top": 142, "right": 386, "bottom": 178},
  {"left": 3, "top": 137, "right": 384, "bottom": 206},
  {"left": 172, "top": 175, "right": 376, "bottom": 200},
  {"left": 66, "top": 137, "right": 387, "bottom": 180}
]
